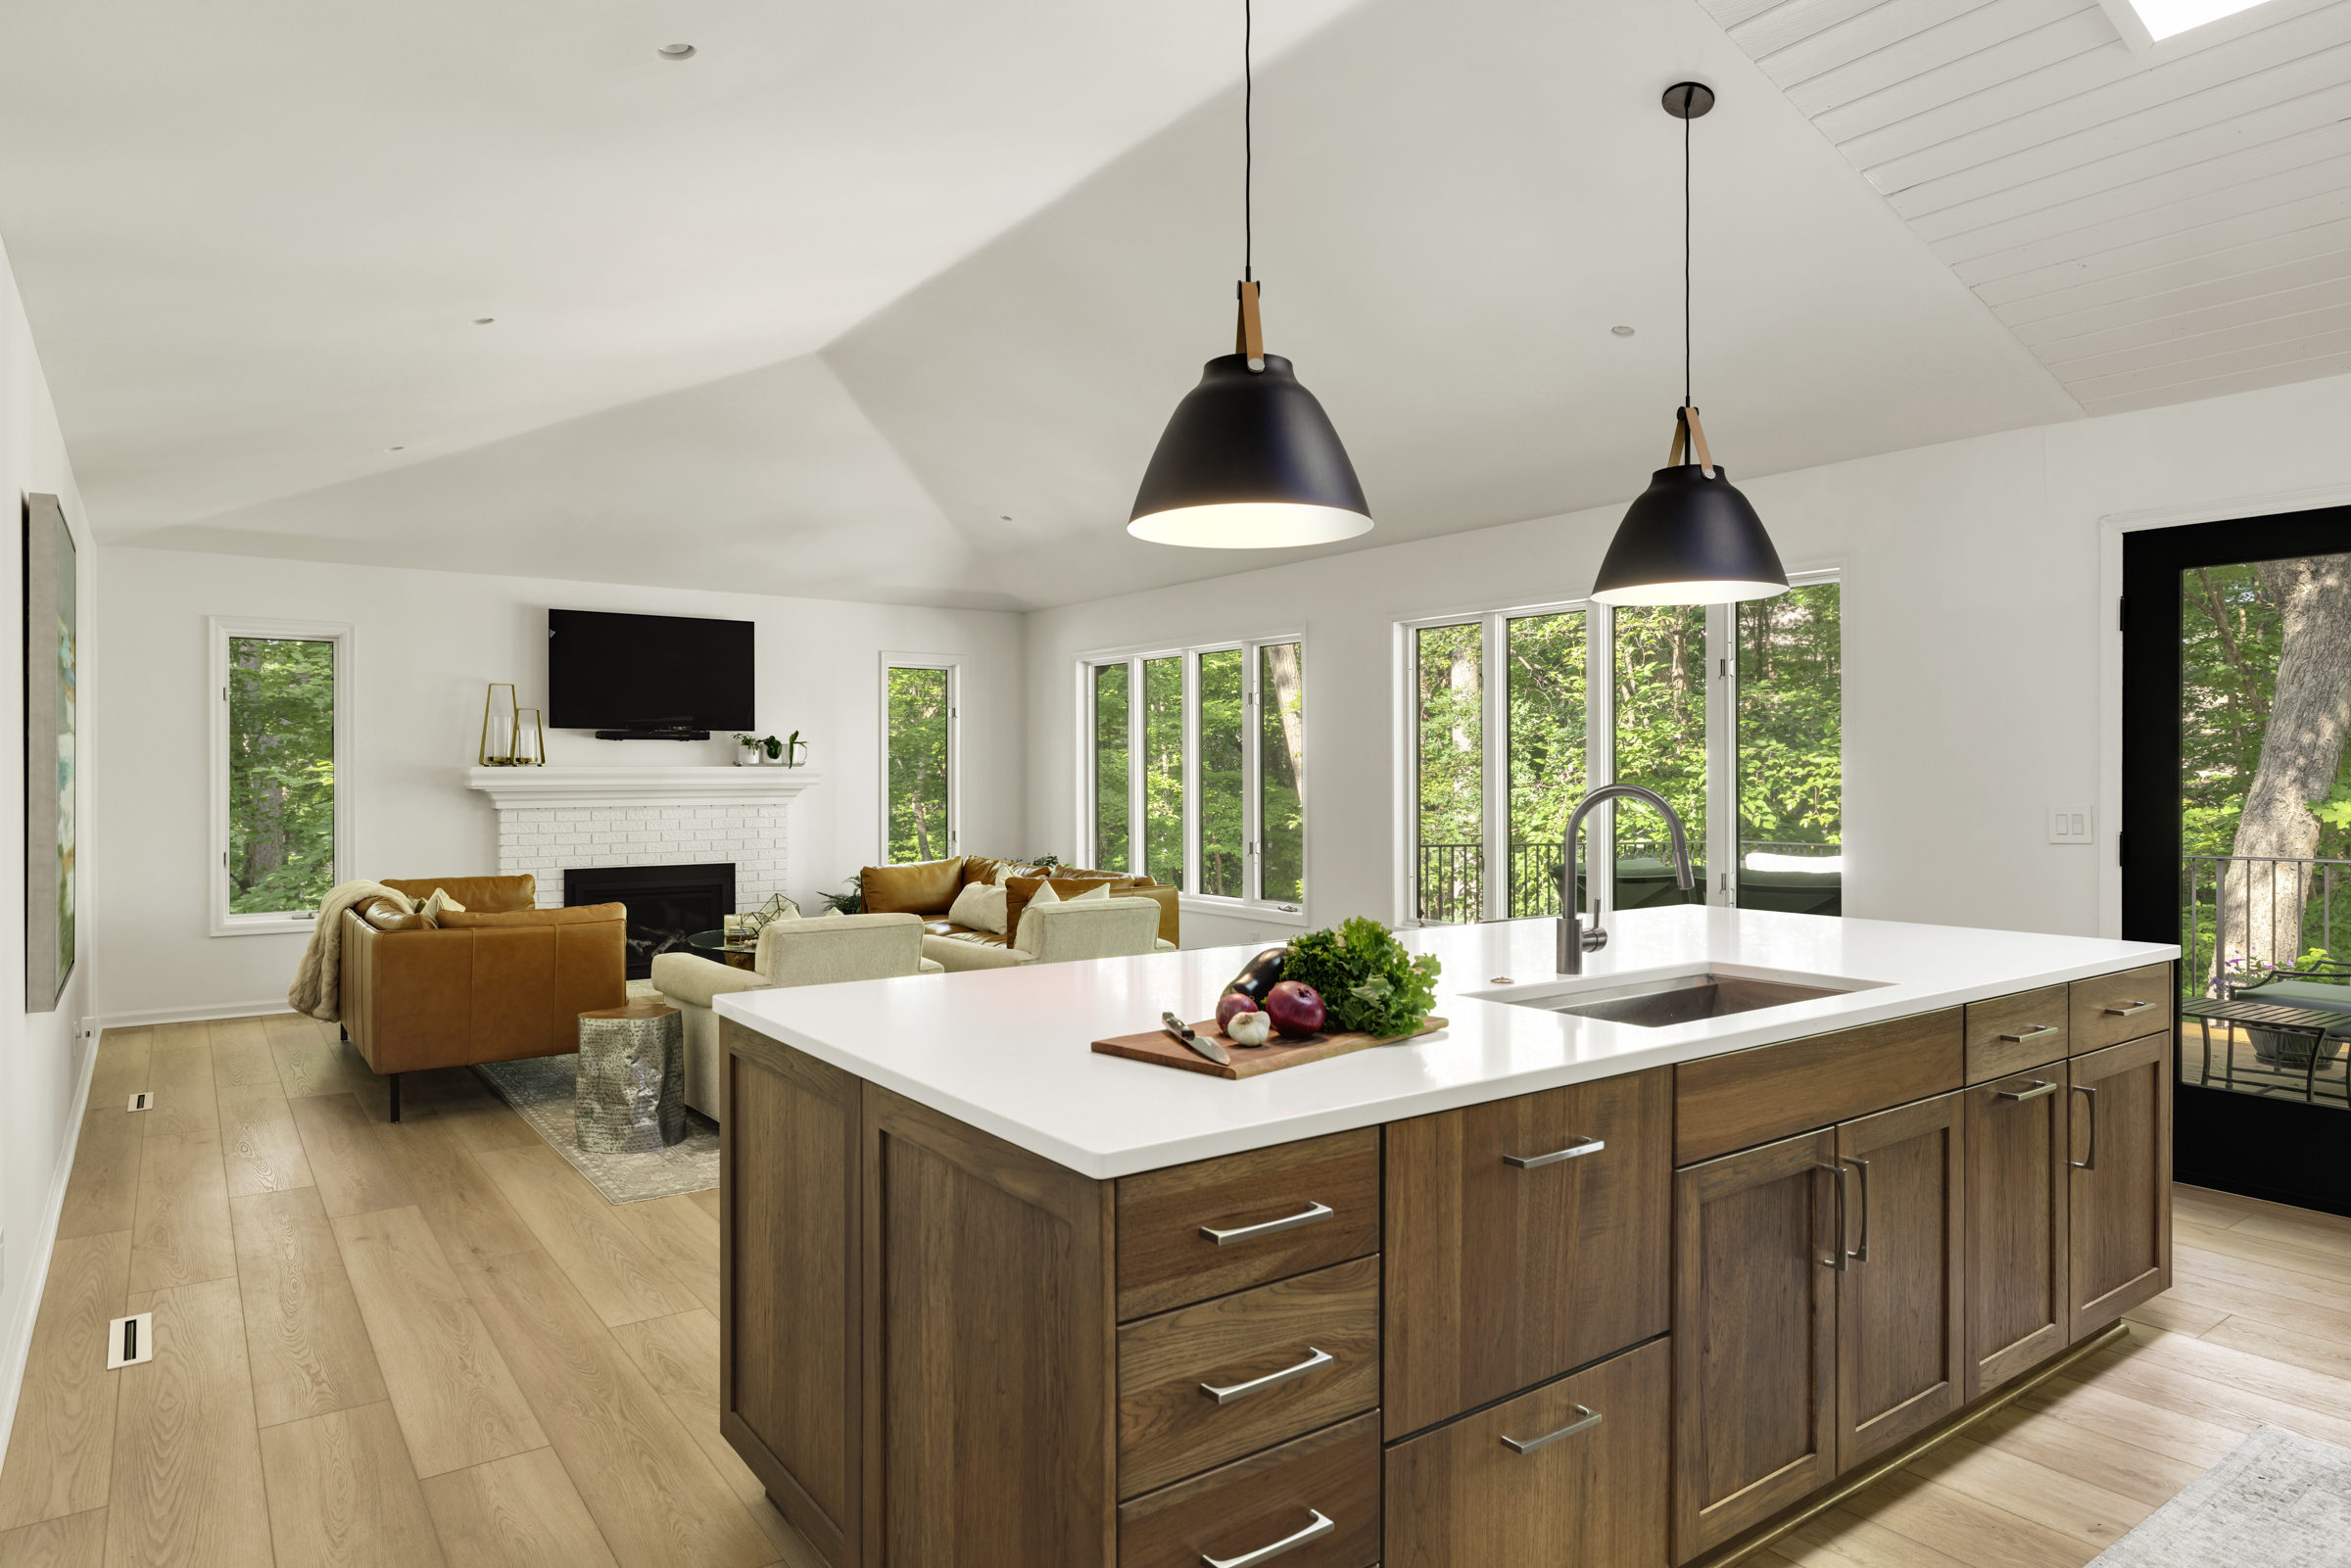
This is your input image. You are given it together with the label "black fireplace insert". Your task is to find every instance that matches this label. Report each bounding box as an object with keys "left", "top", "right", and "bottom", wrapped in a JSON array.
[{"left": 565, "top": 862, "right": 737, "bottom": 981}]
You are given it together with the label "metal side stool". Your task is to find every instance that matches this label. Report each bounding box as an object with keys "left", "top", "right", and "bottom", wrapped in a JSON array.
[{"left": 576, "top": 1003, "right": 686, "bottom": 1152}]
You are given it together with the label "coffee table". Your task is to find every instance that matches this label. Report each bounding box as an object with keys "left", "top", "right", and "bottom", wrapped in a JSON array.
[{"left": 688, "top": 928, "right": 758, "bottom": 972}]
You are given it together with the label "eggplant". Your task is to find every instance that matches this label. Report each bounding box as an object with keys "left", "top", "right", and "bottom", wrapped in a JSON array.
[{"left": 1220, "top": 947, "right": 1289, "bottom": 1004}]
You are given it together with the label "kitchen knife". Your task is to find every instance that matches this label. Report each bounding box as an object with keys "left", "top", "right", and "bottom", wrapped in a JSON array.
[{"left": 1162, "top": 1011, "right": 1231, "bottom": 1067}]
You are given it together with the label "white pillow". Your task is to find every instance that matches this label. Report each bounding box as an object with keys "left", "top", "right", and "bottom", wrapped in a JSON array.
[
  {"left": 1069, "top": 882, "right": 1112, "bottom": 903},
  {"left": 945, "top": 880, "right": 1007, "bottom": 934},
  {"left": 418, "top": 889, "right": 467, "bottom": 927}
]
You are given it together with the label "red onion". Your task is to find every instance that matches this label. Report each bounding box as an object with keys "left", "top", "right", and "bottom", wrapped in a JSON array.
[
  {"left": 1265, "top": 980, "right": 1326, "bottom": 1039},
  {"left": 1216, "top": 993, "right": 1260, "bottom": 1032}
]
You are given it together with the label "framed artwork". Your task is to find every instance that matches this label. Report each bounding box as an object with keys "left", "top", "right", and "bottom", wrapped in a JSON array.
[{"left": 24, "top": 494, "right": 74, "bottom": 1012}]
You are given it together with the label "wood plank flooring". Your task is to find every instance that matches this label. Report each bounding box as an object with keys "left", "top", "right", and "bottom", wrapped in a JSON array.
[
  {"left": 0, "top": 1017, "right": 810, "bottom": 1567},
  {"left": 14, "top": 1018, "right": 2351, "bottom": 1566}
]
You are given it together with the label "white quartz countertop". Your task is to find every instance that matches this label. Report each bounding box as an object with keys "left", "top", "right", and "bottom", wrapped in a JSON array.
[{"left": 714, "top": 908, "right": 2178, "bottom": 1179}]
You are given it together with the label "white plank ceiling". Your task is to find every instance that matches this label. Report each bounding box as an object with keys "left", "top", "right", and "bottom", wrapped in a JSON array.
[{"left": 1704, "top": 0, "right": 2351, "bottom": 416}]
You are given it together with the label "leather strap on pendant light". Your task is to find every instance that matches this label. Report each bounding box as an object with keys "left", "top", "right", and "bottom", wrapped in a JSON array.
[
  {"left": 1667, "top": 405, "right": 1715, "bottom": 478},
  {"left": 1235, "top": 280, "right": 1266, "bottom": 371}
]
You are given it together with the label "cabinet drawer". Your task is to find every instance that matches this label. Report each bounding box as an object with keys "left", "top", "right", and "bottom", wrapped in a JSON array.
[
  {"left": 1384, "top": 1067, "right": 1669, "bottom": 1439},
  {"left": 1118, "top": 1412, "right": 1380, "bottom": 1568},
  {"left": 1675, "top": 1009, "right": 1963, "bottom": 1165},
  {"left": 2070, "top": 965, "right": 2174, "bottom": 1055},
  {"left": 1119, "top": 1256, "right": 1381, "bottom": 1498},
  {"left": 1965, "top": 986, "right": 2070, "bottom": 1083},
  {"left": 1117, "top": 1128, "right": 1379, "bottom": 1321},
  {"left": 1386, "top": 1338, "right": 1668, "bottom": 1568}
]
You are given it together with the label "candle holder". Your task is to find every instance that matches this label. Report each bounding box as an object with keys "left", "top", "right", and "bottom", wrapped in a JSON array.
[
  {"left": 513, "top": 706, "right": 547, "bottom": 766},
  {"left": 479, "top": 684, "right": 519, "bottom": 766}
]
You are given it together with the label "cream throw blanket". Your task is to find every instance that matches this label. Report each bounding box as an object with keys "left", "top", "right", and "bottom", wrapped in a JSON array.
[{"left": 286, "top": 880, "right": 411, "bottom": 1022}]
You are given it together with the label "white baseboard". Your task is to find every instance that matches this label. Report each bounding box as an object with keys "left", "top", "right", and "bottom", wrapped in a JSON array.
[
  {"left": 98, "top": 999, "right": 296, "bottom": 1029},
  {"left": 0, "top": 1018, "right": 99, "bottom": 1469}
]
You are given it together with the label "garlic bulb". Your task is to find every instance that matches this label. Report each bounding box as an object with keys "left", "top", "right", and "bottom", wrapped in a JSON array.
[{"left": 1226, "top": 1010, "right": 1273, "bottom": 1047}]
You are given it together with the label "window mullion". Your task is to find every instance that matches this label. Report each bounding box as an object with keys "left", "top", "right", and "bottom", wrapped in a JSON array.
[
  {"left": 1585, "top": 604, "right": 1614, "bottom": 923},
  {"left": 1183, "top": 653, "right": 1202, "bottom": 898},
  {"left": 1482, "top": 612, "right": 1508, "bottom": 923},
  {"left": 1128, "top": 657, "right": 1144, "bottom": 878},
  {"left": 1242, "top": 642, "right": 1263, "bottom": 906},
  {"left": 1705, "top": 604, "right": 1735, "bottom": 906}
]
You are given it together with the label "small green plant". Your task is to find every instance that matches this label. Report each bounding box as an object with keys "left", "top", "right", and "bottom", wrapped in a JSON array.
[
  {"left": 818, "top": 875, "right": 863, "bottom": 915},
  {"left": 1028, "top": 853, "right": 1065, "bottom": 873},
  {"left": 760, "top": 735, "right": 784, "bottom": 760}
]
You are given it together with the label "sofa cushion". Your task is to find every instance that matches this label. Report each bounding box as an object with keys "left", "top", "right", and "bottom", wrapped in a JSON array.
[
  {"left": 418, "top": 889, "right": 467, "bottom": 927},
  {"left": 649, "top": 951, "right": 776, "bottom": 1011},
  {"left": 360, "top": 895, "right": 425, "bottom": 931},
  {"left": 381, "top": 875, "right": 538, "bottom": 913},
  {"left": 945, "top": 880, "right": 1008, "bottom": 933},
  {"left": 925, "top": 922, "right": 1014, "bottom": 949},
  {"left": 862, "top": 857, "right": 966, "bottom": 916},
  {"left": 438, "top": 902, "right": 626, "bottom": 928},
  {"left": 923, "top": 932, "right": 1033, "bottom": 972},
  {"left": 1002, "top": 875, "right": 1127, "bottom": 944}
]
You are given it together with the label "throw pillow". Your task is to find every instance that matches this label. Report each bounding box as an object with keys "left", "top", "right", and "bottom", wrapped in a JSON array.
[
  {"left": 1068, "top": 882, "right": 1113, "bottom": 903},
  {"left": 945, "top": 880, "right": 1008, "bottom": 934},
  {"left": 418, "top": 889, "right": 467, "bottom": 927},
  {"left": 1001, "top": 874, "right": 1125, "bottom": 945}
]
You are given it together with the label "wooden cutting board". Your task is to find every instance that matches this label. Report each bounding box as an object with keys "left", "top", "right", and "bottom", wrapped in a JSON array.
[{"left": 1091, "top": 1016, "right": 1449, "bottom": 1079}]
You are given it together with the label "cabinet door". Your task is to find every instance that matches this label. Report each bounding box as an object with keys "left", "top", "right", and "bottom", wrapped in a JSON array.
[
  {"left": 862, "top": 1084, "right": 1115, "bottom": 1567},
  {"left": 1964, "top": 1069, "right": 2069, "bottom": 1400},
  {"left": 1387, "top": 1338, "right": 1669, "bottom": 1568},
  {"left": 2068, "top": 1033, "right": 2173, "bottom": 1341},
  {"left": 1835, "top": 1092, "right": 1965, "bottom": 1472},
  {"left": 1385, "top": 1068, "right": 1669, "bottom": 1439},
  {"left": 1671, "top": 1130, "right": 1839, "bottom": 1564}
]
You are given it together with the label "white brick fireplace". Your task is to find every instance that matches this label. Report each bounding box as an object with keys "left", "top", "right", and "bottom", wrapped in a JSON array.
[{"left": 464, "top": 766, "right": 822, "bottom": 913}]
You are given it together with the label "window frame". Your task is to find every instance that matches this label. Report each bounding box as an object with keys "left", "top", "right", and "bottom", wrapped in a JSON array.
[
  {"left": 1395, "top": 569, "right": 1841, "bottom": 926},
  {"left": 879, "top": 652, "right": 962, "bottom": 866},
  {"left": 1076, "top": 632, "right": 1310, "bottom": 927},
  {"left": 208, "top": 616, "right": 356, "bottom": 938}
]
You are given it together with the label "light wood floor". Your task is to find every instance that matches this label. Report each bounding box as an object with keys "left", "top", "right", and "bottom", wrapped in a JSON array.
[
  {"left": 0, "top": 1015, "right": 817, "bottom": 1568},
  {"left": 6, "top": 1026, "right": 2350, "bottom": 1568}
]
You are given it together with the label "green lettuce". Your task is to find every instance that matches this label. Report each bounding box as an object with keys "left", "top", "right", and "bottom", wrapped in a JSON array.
[{"left": 1282, "top": 917, "right": 1441, "bottom": 1038}]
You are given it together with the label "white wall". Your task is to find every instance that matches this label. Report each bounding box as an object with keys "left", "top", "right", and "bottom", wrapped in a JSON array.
[
  {"left": 0, "top": 236, "right": 97, "bottom": 1472},
  {"left": 95, "top": 549, "right": 1025, "bottom": 1022},
  {"left": 1028, "top": 369, "right": 2351, "bottom": 950}
]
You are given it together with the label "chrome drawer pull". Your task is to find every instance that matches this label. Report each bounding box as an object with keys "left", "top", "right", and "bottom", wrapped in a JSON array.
[
  {"left": 1200, "top": 1346, "right": 1334, "bottom": 1405},
  {"left": 2104, "top": 1001, "right": 2155, "bottom": 1017},
  {"left": 1504, "top": 1135, "right": 1605, "bottom": 1168},
  {"left": 1998, "top": 1024, "right": 2059, "bottom": 1043},
  {"left": 1501, "top": 1403, "right": 1603, "bottom": 1453},
  {"left": 1200, "top": 1202, "right": 1333, "bottom": 1246},
  {"left": 1998, "top": 1078, "right": 2059, "bottom": 1103},
  {"left": 2071, "top": 1084, "right": 2098, "bottom": 1170},
  {"left": 1201, "top": 1508, "right": 1333, "bottom": 1568}
]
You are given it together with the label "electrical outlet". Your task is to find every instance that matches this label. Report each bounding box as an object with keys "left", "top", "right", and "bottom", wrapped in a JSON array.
[{"left": 2049, "top": 807, "right": 2095, "bottom": 844}]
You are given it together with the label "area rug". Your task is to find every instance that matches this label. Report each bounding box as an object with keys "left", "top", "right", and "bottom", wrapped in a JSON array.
[
  {"left": 472, "top": 1051, "right": 719, "bottom": 1206},
  {"left": 2087, "top": 1425, "right": 2351, "bottom": 1565}
]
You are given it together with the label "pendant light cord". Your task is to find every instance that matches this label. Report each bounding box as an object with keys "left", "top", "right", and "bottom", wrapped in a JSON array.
[
  {"left": 1244, "top": 0, "right": 1254, "bottom": 285},
  {"left": 1683, "top": 87, "right": 1692, "bottom": 413}
]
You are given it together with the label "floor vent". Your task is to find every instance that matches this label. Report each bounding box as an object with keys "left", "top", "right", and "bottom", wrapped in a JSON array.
[
  {"left": 107, "top": 1312, "right": 154, "bottom": 1370},
  {"left": 126, "top": 1092, "right": 152, "bottom": 1112}
]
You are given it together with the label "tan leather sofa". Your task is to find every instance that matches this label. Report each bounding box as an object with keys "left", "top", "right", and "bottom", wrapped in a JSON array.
[
  {"left": 862, "top": 856, "right": 1178, "bottom": 974},
  {"left": 339, "top": 875, "right": 627, "bottom": 1119}
]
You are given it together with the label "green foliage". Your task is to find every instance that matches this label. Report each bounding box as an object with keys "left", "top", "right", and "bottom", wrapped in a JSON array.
[
  {"left": 1613, "top": 605, "right": 1708, "bottom": 855},
  {"left": 1143, "top": 656, "right": 1184, "bottom": 887},
  {"left": 227, "top": 637, "right": 336, "bottom": 914},
  {"left": 1260, "top": 643, "right": 1306, "bottom": 904},
  {"left": 1094, "top": 665, "right": 1129, "bottom": 871},
  {"left": 887, "top": 667, "right": 950, "bottom": 862},
  {"left": 1415, "top": 623, "right": 1482, "bottom": 920},
  {"left": 1504, "top": 612, "right": 1587, "bottom": 916},
  {"left": 1199, "top": 649, "right": 1246, "bottom": 896},
  {"left": 819, "top": 875, "right": 863, "bottom": 915},
  {"left": 1737, "top": 584, "right": 1843, "bottom": 847},
  {"left": 1282, "top": 917, "right": 1442, "bottom": 1038}
]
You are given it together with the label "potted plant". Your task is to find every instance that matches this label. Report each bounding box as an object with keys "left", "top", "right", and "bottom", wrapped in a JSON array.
[
  {"left": 784, "top": 730, "right": 807, "bottom": 767},
  {"left": 760, "top": 735, "right": 785, "bottom": 762},
  {"left": 734, "top": 734, "right": 762, "bottom": 766}
]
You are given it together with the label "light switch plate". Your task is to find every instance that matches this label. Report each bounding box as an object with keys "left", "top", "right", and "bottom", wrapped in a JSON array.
[{"left": 2049, "top": 807, "right": 2095, "bottom": 844}]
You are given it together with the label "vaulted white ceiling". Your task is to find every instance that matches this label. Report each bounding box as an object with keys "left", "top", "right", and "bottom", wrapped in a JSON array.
[{"left": 3, "top": 0, "right": 2343, "bottom": 609}]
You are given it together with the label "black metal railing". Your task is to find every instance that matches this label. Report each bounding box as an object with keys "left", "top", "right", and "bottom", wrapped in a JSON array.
[
  {"left": 2184, "top": 853, "right": 2351, "bottom": 998},
  {"left": 1414, "top": 838, "right": 1842, "bottom": 924}
]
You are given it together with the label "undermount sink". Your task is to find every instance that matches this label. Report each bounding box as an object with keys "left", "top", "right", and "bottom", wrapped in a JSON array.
[{"left": 1523, "top": 971, "right": 1862, "bottom": 1027}]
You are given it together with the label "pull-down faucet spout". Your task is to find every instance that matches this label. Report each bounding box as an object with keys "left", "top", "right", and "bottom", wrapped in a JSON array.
[{"left": 1557, "top": 784, "right": 1697, "bottom": 974}]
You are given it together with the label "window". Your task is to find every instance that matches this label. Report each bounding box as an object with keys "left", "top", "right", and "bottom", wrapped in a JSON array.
[
  {"left": 884, "top": 658, "right": 958, "bottom": 864},
  {"left": 210, "top": 617, "right": 352, "bottom": 936},
  {"left": 1083, "top": 637, "right": 1306, "bottom": 915},
  {"left": 1404, "top": 576, "right": 1838, "bottom": 924}
]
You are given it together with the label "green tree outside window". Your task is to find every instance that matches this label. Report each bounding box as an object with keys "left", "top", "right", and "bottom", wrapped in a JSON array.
[
  {"left": 887, "top": 666, "right": 951, "bottom": 863},
  {"left": 227, "top": 637, "right": 337, "bottom": 914}
]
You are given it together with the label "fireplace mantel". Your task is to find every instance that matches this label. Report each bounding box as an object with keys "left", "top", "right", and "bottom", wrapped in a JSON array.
[{"left": 464, "top": 766, "right": 823, "bottom": 811}]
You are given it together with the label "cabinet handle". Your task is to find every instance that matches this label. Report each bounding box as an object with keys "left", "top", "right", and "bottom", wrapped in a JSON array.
[
  {"left": 1504, "top": 1135, "right": 1605, "bottom": 1169},
  {"left": 1501, "top": 1403, "right": 1603, "bottom": 1453},
  {"left": 1999, "top": 1024, "right": 2060, "bottom": 1043},
  {"left": 1200, "top": 1202, "right": 1333, "bottom": 1246},
  {"left": 1817, "top": 1163, "right": 1850, "bottom": 1271},
  {"left": 2104, "top": 1001, "right": 2155, "bottom": 1017},
  {"left": 2071, "top": 1084, "right": 2097, "bottom": 1170},
  {"left": 1845, "top": 1156, "right": 1872, "bottom": 1263},
  {"left": 1999, "top": 1078, "right": 2059, "bottom": 1103},
  {"left": 1201, "top": 1509, "right": 1334, "bottom": 1568},
  {"left": 1199, "top": 1346, "right": 1335, "bottom": 1405}
]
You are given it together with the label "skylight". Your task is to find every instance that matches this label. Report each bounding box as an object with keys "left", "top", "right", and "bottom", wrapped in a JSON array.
[{"left": 2125, "top": 0, "right": 2267, "bottom": 40}]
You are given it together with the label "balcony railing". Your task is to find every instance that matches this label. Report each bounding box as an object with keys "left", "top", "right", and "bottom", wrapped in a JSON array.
[
  {"left": 1415, "top": 839, "right": 1841, "bottom": 924},
  {"left": 2184, "top": 853, "right": 2351, "bottom": 998}
]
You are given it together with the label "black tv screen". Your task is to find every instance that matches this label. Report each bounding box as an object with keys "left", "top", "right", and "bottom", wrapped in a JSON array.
[{"left": 547, "top": 609, "right": 755, "bottom": 731}]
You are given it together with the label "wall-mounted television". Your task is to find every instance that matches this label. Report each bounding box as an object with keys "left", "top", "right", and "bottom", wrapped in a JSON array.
[{"left": 547, "top": 609, "right": 755, "bottom": 734}]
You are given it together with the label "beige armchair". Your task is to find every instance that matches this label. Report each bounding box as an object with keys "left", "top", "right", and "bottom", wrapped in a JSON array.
[
  {"left": 924, "top": 895, "right": 1167, "bottom": 974},
  {"left": 649, "top": 913, "right": 943, "bottom": 1117}
]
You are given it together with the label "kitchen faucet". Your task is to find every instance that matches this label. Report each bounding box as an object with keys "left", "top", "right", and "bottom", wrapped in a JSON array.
[{"left": 1557, "top": 784, "right": 1697, "bottom": 974}]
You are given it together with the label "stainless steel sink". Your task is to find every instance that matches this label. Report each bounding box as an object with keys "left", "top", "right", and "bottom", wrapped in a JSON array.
[{"left": 1536, "top": 973, "right": 1852, "bottom": 1027}]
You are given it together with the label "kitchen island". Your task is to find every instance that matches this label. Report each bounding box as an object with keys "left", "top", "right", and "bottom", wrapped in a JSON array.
[{"left": 712, "top": 907, "right": 2179, "bottom": 1568}]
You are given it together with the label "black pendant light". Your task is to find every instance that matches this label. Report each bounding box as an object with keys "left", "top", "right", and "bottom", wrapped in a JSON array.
[
  {"left": 1128, "top": 0, "right": 1371, "bottom": 549},
  {"left": 1592, "top": 82, "right": 1789, "bottom": 606}
]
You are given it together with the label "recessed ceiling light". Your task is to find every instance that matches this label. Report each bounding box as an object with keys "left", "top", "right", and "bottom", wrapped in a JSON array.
[
  {"left": 1611, "top": 325, "right": 1636, "bottom": 337},
  {"left": 388, "top": 446, "right": 405, "bottom": 451},
  {"left": 999, "top": 514, "right": 1013, "bottom": 521},
  {"left": 657, "top": 43, "right": 696, "bottom": 60},
  {"left": 472, "top": 317, "right": 495, "bottom": 325},
  {"left": 2119, "top": 0, "right": 2263, "bottom": 39}
]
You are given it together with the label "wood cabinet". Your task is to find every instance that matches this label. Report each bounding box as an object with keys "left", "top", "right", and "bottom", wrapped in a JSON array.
[
  {"left": 1964, "top": 986, "right": 2069, "bottom": 1083},
  {"left": 1834, "top": 1092, "right": 1965, "bottom": 1471},
  {"left": 1963, "top": 1067, "right": 2070, "bottom": 1400},
  {"left": 1116, "top": 1129, "right": 1380, "bottom": 1321},
  {"left": 1671, "top": 1130, "right": 1840, "bottom": 1562},
  {"left": 1119, "top": 1413, "right": 1381, "bottom": 1568},
  {"left": 1673, "top": 1009, "right": 1963, "bottom": 1165},
  {"left": 2069, "top": 964, "right": 2174, "bottom": 1055},
  {"left": 1386, "top": 1338, "right": 1669, "bottom": 1568},
  {"left": 1383, "top": 1068, "right": 1669, "bottom": 1439},
  {"left": 2067, "top": 1033, "right": 2174, "bottom": 1340}
]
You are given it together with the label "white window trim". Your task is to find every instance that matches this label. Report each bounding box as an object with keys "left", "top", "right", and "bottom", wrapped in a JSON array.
[
  {"left": 1074, "top": 632, "right": 1310, "bottom": 922},
  {"left": 1395, "top": 570, "right": 1841, "bottom": 926},
  {"left": 209, "top": 616, "right": 355, "bottom": 938},
  {"left": 879, "top": 652, "right": 962, "bottom": 865}
]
